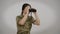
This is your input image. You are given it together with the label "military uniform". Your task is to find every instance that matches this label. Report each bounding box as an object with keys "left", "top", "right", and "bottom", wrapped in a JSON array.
[{"left": 16, "top": 15, "right": 34, "bottom": 34}]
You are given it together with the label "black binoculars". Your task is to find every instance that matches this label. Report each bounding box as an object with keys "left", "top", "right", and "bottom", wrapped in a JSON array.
[{"left": 29, "top": 8, "right": 36, "bottom": 12}]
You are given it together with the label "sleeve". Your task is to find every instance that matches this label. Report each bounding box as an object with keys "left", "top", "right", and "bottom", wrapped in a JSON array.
[{"left": 16, "top": 16, "right": 22, "bottom": 24}]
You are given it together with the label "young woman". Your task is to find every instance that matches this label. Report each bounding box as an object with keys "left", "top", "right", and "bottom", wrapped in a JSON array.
[{"left": 16, "top": 3, "right": 40, "bottom": 34}]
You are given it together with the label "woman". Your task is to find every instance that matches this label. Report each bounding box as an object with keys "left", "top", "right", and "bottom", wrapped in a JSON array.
[{"left": 16, "top": 3, "right": 40, "bottom": 34}]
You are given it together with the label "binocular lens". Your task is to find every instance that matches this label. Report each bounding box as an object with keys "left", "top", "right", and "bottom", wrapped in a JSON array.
[{"left": 29, "top": 8, "right": 36, "bottom": 12}]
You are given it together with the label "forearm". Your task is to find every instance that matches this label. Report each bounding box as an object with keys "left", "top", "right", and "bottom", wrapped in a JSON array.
[
  {"left": 19, "top": 14, "right": 28, "bottom": 25},
  {"left": 34, "top": 13, "right": 40, "bottom": 25}
]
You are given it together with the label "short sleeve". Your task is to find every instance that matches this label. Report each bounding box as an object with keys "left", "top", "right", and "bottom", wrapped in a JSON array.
[{"left": 16, "top": 16, "right": 23, "bottom": 24}]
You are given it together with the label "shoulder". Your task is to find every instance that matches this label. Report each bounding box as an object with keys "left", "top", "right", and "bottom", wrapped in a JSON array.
[{"left": 16, "top": 15, "right": 23, "bottom": 18}]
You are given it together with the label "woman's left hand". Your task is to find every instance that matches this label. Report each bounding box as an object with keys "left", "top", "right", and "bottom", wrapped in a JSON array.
[{"left": 33, "top": 12, "right": 37, "bottom": 15}]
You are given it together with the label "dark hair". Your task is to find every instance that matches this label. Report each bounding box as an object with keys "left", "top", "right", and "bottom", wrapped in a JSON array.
[{"left": 21, "top": 3, "right": 31, "bottom": 15}]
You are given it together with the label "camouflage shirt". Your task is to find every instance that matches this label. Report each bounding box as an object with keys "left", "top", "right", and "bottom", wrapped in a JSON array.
[{"left": 16, "top": 15, "right": 34, "bottom": 34}]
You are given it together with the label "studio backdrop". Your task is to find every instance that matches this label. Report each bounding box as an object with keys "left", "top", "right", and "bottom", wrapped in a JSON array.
[{"left": 0, "top": 0, "right": 60, "bottom": 34}]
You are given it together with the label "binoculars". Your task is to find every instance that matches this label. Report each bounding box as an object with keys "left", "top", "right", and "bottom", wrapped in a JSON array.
[{"left": 29, "top": 8, "right": 36, "bottom": 12}]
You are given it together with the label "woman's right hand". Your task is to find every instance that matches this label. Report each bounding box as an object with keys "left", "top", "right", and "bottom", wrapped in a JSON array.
[{"left": 25, "top": 11, "right": 29, "bottom": 16}]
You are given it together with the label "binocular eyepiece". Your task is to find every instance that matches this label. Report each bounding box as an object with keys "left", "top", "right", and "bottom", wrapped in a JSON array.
[{"left": 29, "top": 8, "right": 36, "bottom": 12}]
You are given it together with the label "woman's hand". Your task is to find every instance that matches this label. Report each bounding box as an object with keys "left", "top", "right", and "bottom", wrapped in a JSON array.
[
  {"left": 26, "top": 11, "right": 29, "bottom": 16},
  {"left": 24, "top": 10, "right": 29, "bottom": 17},
  {"left": 33, "top": 12, "right": 37, "bottom": 15}
]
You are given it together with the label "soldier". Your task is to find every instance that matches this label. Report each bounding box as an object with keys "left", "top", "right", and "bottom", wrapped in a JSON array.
[{"left": 16, "top": 3, "right": 40, "bottom": 34}]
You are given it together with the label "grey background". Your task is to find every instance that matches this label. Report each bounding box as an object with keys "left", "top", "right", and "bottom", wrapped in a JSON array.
[{"left": 0, "top": 0, "right": 60, "bottom": 34}]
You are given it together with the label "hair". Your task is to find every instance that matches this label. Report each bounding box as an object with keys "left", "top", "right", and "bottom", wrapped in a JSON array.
[{"left": 21, "top": 3, "right": 31, "bottom": 15}]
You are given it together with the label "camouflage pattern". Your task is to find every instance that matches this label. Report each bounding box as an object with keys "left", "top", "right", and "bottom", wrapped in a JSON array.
[{"left": 16, "top": 15, "right": 34, "bottom": 34}]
